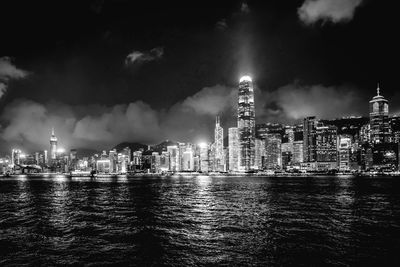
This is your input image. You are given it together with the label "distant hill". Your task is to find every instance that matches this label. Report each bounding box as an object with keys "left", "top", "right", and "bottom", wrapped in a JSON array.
[
  {"left": 152, "top": 140, "right": 178, "bottom": 153},
  {"left": 112, "top": 142, "right": 148, "bottom": 152}
]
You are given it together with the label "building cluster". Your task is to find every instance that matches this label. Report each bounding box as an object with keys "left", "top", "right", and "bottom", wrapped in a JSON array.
[{"left": 1, "top": 79, "right": 399, "bottom": 175}]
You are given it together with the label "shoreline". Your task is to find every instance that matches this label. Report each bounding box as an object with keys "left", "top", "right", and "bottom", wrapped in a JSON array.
[{"left": 1, "top": 171, "right": 400, "bottom": 179}]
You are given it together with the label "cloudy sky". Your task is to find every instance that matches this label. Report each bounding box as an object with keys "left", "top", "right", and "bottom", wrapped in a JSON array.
[{"left": 0, "top": 0, "right": 398, "bottom": 153}]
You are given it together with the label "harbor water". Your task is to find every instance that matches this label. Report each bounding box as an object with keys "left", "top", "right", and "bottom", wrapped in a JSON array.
[{"left": 1, "top": 175, "right": 400, "bottom": 266}]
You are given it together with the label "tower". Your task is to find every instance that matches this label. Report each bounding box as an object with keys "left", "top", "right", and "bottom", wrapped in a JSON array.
[
  {"left": 50, "top": 128, "right": 58, "bottom": 161},
  {"left": 237, "top": 75, "right": 256, "bottom": 171},
  {"left": 228, "top": 127, "right": 239, "bottom": 171},
  {"left": 214, "top": 116, "right": 224, "bottom": 171},
  {"left": 369, "top": 83, "right": 390, "bottom": 144},
  {"left": 303, "top": 116, "right": 317, "bottom": 162}
]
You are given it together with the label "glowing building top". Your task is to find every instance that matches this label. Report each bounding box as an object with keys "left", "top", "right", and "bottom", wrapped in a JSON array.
[
  {"left": 239, "top": 75, "right": 252, "bottom": 83},
  {"left": 50, "top": 127, "right": 58, "bottom": 142}
]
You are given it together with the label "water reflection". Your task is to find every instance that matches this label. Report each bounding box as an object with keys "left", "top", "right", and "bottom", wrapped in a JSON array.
[{"left": 1, "top": 175, "right": 400, "bottom": 266}]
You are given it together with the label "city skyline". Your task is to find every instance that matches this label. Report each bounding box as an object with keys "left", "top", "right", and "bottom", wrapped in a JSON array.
[
  {"left": 0, "top": 0, "right": 398, "bottom": 153},
  {"left": 0, "top": 81, "right": 392, "bottom": 156},
  {"left": 3, "top": 77, "right": 400, "bottom": 175}
]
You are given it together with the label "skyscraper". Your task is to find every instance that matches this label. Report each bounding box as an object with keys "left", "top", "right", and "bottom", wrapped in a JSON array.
[
  {"left": 167, "top": 145, "right": 178, "bottom": 171},
  {"left": 199, "top": 143, "right": 209, "bottom": 172},
  {"left": 316, "top": 124, "right": 338, "bottom": 163},
  {"left": 338, "top": 135, "right": 352, "bottom": 171},
  {"left": 214, "top": 116, "right": 224, "bottom": 171},
  {"left": 369, "top": 84, "right": 391, "bottom": 144},
  {"left": 50, "top": 128, "right": 58, "bottom": 161},
  {"left": 265, "top": 133, "right": 282, "bottom": 170},
  {"left": 292, "top": 141, "right": 304, "bottom": 164},
  {"left": 303, "top": 116, "right": 317, "bottom": 162},
  {"left": 228, "top": 127, "right": 239, "bottom": 172},
  {"left": 237, "top": 75, "right": 256, "bottom": 171},
  {"left": 254, "top": 138, "right": 265, "bottom": 170}
]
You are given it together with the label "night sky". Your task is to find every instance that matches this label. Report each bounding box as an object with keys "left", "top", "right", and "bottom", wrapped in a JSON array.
[{"left": 0, "top": 0, "right": 398, "bottom": 153}]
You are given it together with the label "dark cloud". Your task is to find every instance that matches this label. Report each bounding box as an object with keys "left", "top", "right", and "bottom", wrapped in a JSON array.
[
  {"left": 215, "top": 19, "right": 228, "bottom": 31},
  {"left": 240, "top": 2, "right": 250, "bottom": 14},
  {"left": 269, "top": 83, "right": 364, "bottom": 121},
  {"left": 125, "top": 47, "right": 164, "bottom": 66},
  {"left": 298, "top": 0, "right": 363, "bottom": 24},
  {"left": 0, "top": 57, "right": 29, "bottom": 98}
]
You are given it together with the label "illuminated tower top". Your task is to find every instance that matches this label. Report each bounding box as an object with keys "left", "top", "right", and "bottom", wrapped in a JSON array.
[
  {"left": 50, "top": 127, "right": 58, "bottom": 142},
  {"left": 369, "top": 83, "right": 390, "bottom": 144},
  {"left": 50, "top": 128, "right": 58, "bottom": 160},
  {"left": 239, "top": 75, "right": 252, "bottom": 83}
]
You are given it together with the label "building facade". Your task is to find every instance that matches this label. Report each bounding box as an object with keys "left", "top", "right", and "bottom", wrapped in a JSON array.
[
  {"left": 369, "top": 85, "right": 391, "bottom": 144},
  {"left": 237, "top": 76, "right": 256, "bottom": 171}
]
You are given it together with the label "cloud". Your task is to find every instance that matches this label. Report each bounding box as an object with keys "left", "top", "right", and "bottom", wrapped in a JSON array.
[
  {"left": 125, "top": 47, "right": 164, "bottom": 66},
  {"left": 241, "top": 2, "right": 250, "bottom": 13},
  {"left": 298, "top": 0, "right": 363, "bottom": 25},
  {"left": 269, "top": 83, "right": 363, "bottom": 121},
  {"left": 215, "top": 19, "right": 228, "bottom": 31},
  {"left": 0, "top": 100, "right": 163, "bottom": 153},
  {"left": 0, "top": 83, "right": 366, "bottom": 153},
  {"left": 0, "top": 57, "right": 29, "bottom": 99},
  {"left": 180, "top": 85, "right": 236, "bottom": 115}
]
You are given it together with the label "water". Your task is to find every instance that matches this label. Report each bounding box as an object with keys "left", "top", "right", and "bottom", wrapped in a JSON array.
[{"left": 1, "top": 175, "right": 400, "bottom": 266}]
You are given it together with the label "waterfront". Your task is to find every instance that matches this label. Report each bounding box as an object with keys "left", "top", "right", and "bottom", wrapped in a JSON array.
[{"left": 1, "top": 175, "right": 400, "bottom": 266}]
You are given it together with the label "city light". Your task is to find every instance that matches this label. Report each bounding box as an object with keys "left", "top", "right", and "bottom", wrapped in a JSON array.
[
  {"left": 239, "top": 75, "right": 252, "bottom": 83},
  {"left": 1, "top": 83, "right": 398, "bottom": 176},
  {"left": 198, "top": 142, "right": 208, "bottom": 149}
]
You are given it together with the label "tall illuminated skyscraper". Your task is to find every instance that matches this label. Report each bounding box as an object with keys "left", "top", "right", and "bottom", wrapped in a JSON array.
[
  {"left": 50, "top": 128, "right": 58, "bottom": 160},
  {"left": 303, "top": 116, "right": 317, "bottom": 162},
  {"left": 369, "top": 84, "right": 391, "bottom": 144},
  {"left": 214, "top": 116, "right": 224, "bottom": 171},
  {"left": 237, "top": 75, "right": 256, "bottom": 171}
]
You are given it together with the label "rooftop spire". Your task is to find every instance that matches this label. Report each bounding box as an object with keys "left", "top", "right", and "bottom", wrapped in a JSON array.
[
  {"left": 216, "top": 115, "right": 220, "bottom": 125},
  {"left": 377, "top": 82, "right": 380, "bottom": 96},
  {"left": 51, "top": 127, "right": 55, "bottom": 136}
]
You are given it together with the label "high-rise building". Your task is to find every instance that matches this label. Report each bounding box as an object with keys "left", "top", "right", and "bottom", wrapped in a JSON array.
[
  {"left": 151, "top": 152, "right": 161, "bottom": 173},
  {"left": 160, "top": 151, "right": 170, "bottom": 172},
  {"left": 44, "top": 150, "right": 48, "bottom": 165},
  {"left": 50, "top": 128, "right": 58, "bottom": 161},
  {"left": 214, "top": 116, "right": 224, "bottom": 171},
  {"left": 292, "top": 141, "right": 304, "bottom": 164},
  {"left": 265, "top": 133, "right": 282, "bottom": 170},
  {"left": 281, "top": 142, "right": 293, "bottom": 168},
  {"left": 167, "top": 145, "right": 178, "bottom": 171},
  {"left": 359, "top": 123, "right": 371, "bottom": 144},
  {"left": 303, "top": 116, "right": 317, "bottom": 162},
  {"left": 316, "top": 124, "right": 338, "bottom": 163},
  {"left": 182, "top": 149, "right": 194, "bottom": 171},
  {"left": 285, "top": 126, "right": 295, "bottom": 143},
  {"left": 199, "top": 143, "right": 209, "bottom": 172},
  {"left": 338, "top": 135, "right": 352, "bottom": 171},
  {"left": 132, "top": 150, "right": 142, "bottom": 171},
  {"left": 255, "top": 138, "right": 265, "bottom": 170},
  {"left": 369, "top": 84, "right": 391, "bottom": 144},
  {"left": 109, "top": 149, "right": 118, "bottom": 173},
  {"left": 237, "top": 75, "right": 256, "bottom": 171},
  {"left": 228, "top": 127, "right": 239, "bottom": 172},
  {"left": 11, "top": 149, "right": 21, "bottom": 166}
]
